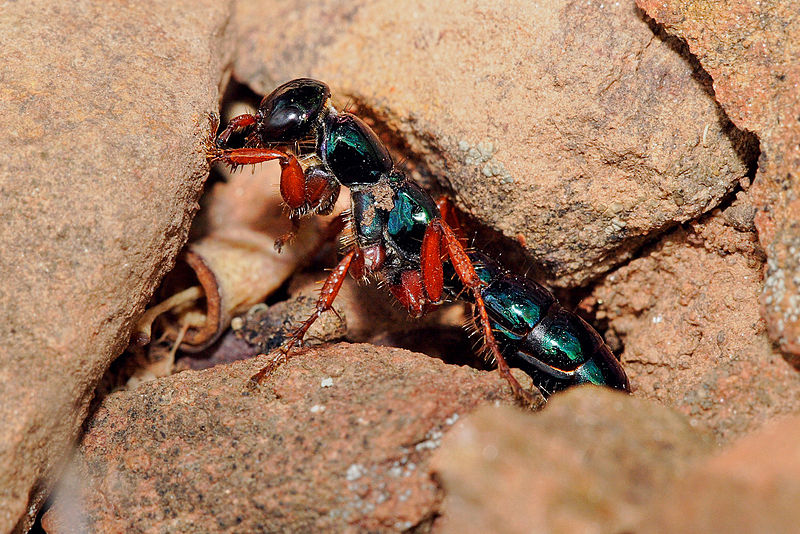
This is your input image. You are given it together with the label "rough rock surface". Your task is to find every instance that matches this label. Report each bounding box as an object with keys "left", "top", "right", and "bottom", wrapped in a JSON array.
[
  {"left": 233, "top": 0, "right": 753, "bottom": 287},
  {"left": 636, "top": 0, "right": 800, "bottom": 358},
  {"left": 43, "top": 344, "right": 526, "bottom": 533},
  {"left": 0, "top": 2, "right": 234, "bottom": 531},
  {"left": 593, "top": 204, "right": 800, "bottom": 443},
  {"left": 638, "top": 415, "right": 800, "bottom": 534},
  {"left": 432, "top": 387, "right": 714, "bottom": 534}
]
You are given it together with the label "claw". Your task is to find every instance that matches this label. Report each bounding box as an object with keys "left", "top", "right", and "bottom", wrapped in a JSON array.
[
  {"left": 273, "top": 231, "right": 296, "bottom": 252},
  {"left": 250, "top": 349, "right": 289, "bottom": 384},
  {"left": 513, "top": 385, "right": 538, "bottom": 408},
  {"left": 204, "top": 112, "right": 222, "bottom": 163}
]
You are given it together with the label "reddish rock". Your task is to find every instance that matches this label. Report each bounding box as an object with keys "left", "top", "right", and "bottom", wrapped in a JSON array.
[
  {"left": 0, "top": 1, "right": 234, "bottom": 531},
  {"left": 232, "top": 0, "right": 753, "bottom": 287},
  {"left": 639, "top": 415, "right": 800, "bottom": 534},
  {"left": 636, "top": 0, "right": 800, "bottom": 359},
  {"left": 432, "top": 387, "right": 714, "bottom": 534},
  {"left": 44, "top": 344, "right": 528, "bottom": 533},
  {"left": 593, "top": 207, "right": 800, "bottom": 443}
]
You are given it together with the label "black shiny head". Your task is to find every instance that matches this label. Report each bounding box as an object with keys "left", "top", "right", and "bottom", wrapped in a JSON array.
[
  {"left": 256, "top": 78, "right": 330, "bottom": 142},
  {"left": 320, "top": 113, "right": 393, "bottom": 186}
]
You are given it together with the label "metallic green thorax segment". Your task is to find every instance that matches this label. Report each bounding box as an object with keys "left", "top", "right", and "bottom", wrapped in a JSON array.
[
  {"left": 322, "top": 113, "right": 392, "bottom": 186},
  {"left": 388, "top": 190, "right": 432, "bottom": 230},
  {"left": 386, "top": 183, "right": 438, "bottom": 256}
]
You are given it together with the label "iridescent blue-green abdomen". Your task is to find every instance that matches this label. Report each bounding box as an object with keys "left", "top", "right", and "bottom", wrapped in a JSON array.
[{"left": 447, "top": 251, "right": 629, "bottom": 397}]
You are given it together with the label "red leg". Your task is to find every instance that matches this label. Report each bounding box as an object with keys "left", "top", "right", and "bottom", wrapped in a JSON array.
[
  {"left": 207, "top": 144, "right": 307, "bottom": 210},
  {"left": 388, "top": 270, "right": 429, "bottom": 318},
  {"left": 210, "top": 147, "right": 296, "bottom": 168},
  {"left": 216, "top": 113, "right": 258, "bottom": 147},
  {"left": 281, "top": 163, "right": 342, "bottom": 215},
  {"left": 250, "top": 249, "right": 356, "bottom": 384},
  {"left": 389, "top": 271, "right": 428, "bottom": 317},
  {"left": 278, "top": 154, "right": 308, "bottom": 210},
  {"left": 303, "top": 169, "right": 341, "bottom": 215},
  {"left": 420, "top": 224, "right": 444, "bottom": 303},
  {"left": 351, "top": 244, "right": 385, "bottom": 280},
  {"left": 435, "top": 196, "right": 467, "bottom": 245},
  {"left": 433, "top": 220, "right": 535, "bottom": 405},
  {"left": 273, "top": 214, "right": 301, "bottom": 253}
]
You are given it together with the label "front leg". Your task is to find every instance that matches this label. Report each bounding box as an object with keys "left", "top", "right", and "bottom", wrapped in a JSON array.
[
  {"left": 274, "top": 164, "right": 342, "bottom": 252},
  {"left": 206, "top": 144, "right": 308, "bottom": 208},
  {"left": 208, "top": 146, "right": 300, "bottom": 171},
  {"left": 215, "top": 113, "right": 258, "bottom": 147}
]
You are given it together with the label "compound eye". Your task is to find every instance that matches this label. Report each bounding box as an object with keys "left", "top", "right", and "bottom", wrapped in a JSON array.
[
  {"left": 258, "top": 78, "right": 330, "bottom": 141},
  {"left": 321, "top": 113, "right": 393, "bottom": 186}
]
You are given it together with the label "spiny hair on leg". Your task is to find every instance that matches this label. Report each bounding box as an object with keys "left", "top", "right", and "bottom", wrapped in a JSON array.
[{"left": 462, "top": 313, "right": 497, "bottom": 367}]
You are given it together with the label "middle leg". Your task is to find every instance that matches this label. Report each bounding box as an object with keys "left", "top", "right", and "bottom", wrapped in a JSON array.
[{"left": 250, "top": 249, "right": 357, "bottom": 384}]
